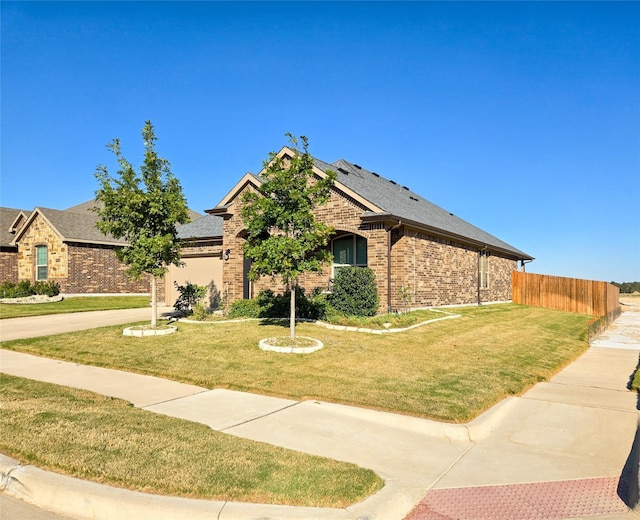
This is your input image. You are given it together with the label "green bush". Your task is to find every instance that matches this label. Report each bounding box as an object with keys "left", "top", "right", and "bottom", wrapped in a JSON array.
[
  {"left": 33, "top": 281, "right": 61, "bottom": 297},
  {"left": 191, "top": 303, "right": 211, "bottom": 321},
  {"left": 328, "top": 267, "right": 379, "bottom": 317},
  {"left": 229, "top": 298, "right": 262, "bottom": 319},
  {"left": 229, "top": 288, "right": 327, "bottom": 320},
  {"left": 173, "top": 282, "right": 207, "bottom": 313},
  {"left": 0, "top": 280, "right": 60, "bottom": 298}
]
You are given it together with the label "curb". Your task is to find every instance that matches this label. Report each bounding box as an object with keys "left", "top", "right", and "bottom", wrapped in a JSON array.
[{"left": 0, "top": 453, "right": 422, "bottom": 520}]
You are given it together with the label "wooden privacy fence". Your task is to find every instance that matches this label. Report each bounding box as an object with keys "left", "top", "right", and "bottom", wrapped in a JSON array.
[{"left": 512, "top": 271, "right": 620, "bottom": 319}]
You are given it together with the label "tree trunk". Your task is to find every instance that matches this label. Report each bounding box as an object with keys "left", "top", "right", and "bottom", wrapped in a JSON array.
[
  {"left": 151, "top": 275, "right": 158, "bottom": 328},
  {"left": 290, "top": 282, "right": 296, "bottom": 340}
]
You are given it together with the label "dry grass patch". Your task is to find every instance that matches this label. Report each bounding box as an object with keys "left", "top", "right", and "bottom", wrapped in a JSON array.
[
  {"left": 2, "top": 304, "right": 592, "bottom": 422},
  {"left": 0, "top": 374, "right": 382, "bottom": 506}
]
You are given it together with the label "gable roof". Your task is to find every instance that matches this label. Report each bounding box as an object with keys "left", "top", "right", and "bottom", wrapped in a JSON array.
[
  {"left": 316, "top": 158, "right": 533, "bottom": 260},
  {"left": 12, "top": 205, "right": 127, "bottom": 246},
  {"left": 0, "top": 207, "right": 31, "bottom": 248},
  {"left": 11, "top": 200, "right": 203, "bottom": 247},
  {"left": 209, "top": 147, "right": 533, "bottom": 261}
]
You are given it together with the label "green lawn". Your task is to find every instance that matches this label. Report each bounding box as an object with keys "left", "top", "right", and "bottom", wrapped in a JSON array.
[
  {"left": 1, "top": 303, "right": 592, "bottom": 422},
  {"left": 1, "top": 374, "right": 382, "bottom": 507},
  {"left": 0, "top": 303, "right": 593, "bottom": 506},
  {"left": 0, "top": 295, "right": 150, "bottom": 319}
]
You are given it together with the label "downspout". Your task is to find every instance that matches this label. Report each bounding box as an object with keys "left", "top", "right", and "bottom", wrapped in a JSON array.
[
  {"left": 387, "top": 221, "right": 402, "bottom": 313},
  {"left": 520, "top": 259, "right": 533, "bottom": 272},
  {"left": 478, "top": 246, "right": 488, "bottom": 306}
]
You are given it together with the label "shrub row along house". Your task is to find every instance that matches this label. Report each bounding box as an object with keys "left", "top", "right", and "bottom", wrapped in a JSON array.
[{"left": 1, "top": 146, "right": 533, "bottom": 311}]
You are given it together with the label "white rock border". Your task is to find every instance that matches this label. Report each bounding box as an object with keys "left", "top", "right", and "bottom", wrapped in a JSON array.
[
  {"left": 258, "top": 336, "right": 323, "bottom": 354},
  {"left": 123, "top": 325, "right": 178, "bottom": 337}
]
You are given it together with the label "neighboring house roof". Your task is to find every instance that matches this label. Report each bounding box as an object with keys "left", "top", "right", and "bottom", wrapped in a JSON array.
[
  {"left": 177, "top": 214, "right": 223, "bottom": 239},
  {"left": 0, "top": 207, "right": 31, "bottom": 248},
  {"left": 10, "top": 200, "right": 203, "bottom": 247},
  {"left": 210, "top": 147, "right": 533, "bottom": 261},
  {"left": 12, "top": 206, "right": 126, "bottom": 246}
]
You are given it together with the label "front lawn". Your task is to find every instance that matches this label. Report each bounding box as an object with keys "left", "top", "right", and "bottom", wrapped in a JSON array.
[
  {"left": 0, "top": 374, "right": 381, "bottom": 506},
  {"left": 1, "top": 303, "right": 592, "bottom": 422},
  {"left": 0, "top": 295, "right": 150, "bottom": 319}
]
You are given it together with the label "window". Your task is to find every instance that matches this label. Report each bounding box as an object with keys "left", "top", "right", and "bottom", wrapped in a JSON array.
[
  {"left": 479, "top": 250, "right": 490, "bottom": 289},
  {"left": 332, "top": 234, "right": 367, "bottom": 270},
  {"left": 36, "top": 245, "right": 48, "bottom": 281}
]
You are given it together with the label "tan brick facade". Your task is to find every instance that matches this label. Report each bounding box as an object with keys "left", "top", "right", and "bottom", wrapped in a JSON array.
[{"left": 217, "top": 181, "right": 518, "bottom": 313}]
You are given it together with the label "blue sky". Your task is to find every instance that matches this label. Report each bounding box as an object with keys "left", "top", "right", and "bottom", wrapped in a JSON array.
[{"left": 2, "top": 1, "right": 639, "bottom": 282}]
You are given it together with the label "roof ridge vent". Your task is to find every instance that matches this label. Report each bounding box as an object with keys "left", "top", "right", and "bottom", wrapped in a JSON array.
[
  {"left": 337, "top": 167, "right": 349, "bottom": 175},
  {"left": 409, "top": 196, "right": 418, "bottom": 202},
  {"left": 389, "top": 180, "right": 397, "bottom": 185},
  {"left": 353, "top": 164, "right": 362, "bottom": 169},
  {"left": 371, "top": 172, "right": 380, "bottom": 177},
  {"left": 403, "top": 186, "right": 409, "bottom": 190}
]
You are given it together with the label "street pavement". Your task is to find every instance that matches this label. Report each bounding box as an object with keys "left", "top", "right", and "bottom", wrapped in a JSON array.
[{"left": 1, "top": 305, "right": 639, "bottom": 519}]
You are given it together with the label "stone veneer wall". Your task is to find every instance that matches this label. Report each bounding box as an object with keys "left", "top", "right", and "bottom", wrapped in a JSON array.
[
  {"left": 17, "top": 213, "right": 68, "bottom": 282},
  {"left": 0, "top": 249, "right": 19, "bottom": 283}
]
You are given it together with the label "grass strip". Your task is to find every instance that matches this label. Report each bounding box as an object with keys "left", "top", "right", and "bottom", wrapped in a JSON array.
[
  {"left": 0, "top": 296, "right": 150, "bottom": 319},
  {"left": 0, "top": 374, "right": 382, "bottom": 507},
  {"left": 1, "top": 304, "right": 592, "bottom": 422}
]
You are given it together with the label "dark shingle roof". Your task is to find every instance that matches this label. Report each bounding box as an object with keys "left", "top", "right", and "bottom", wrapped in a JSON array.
[
  {"left": 0, "top": 207, "right": 30, "bottom": 247},
  {"left": 177, "top": 214, "right": 223, "bottom": 239},
  {"left": 39, "top": 206, "right": 126, "bottom": 245},
  {"left": 312, "top": 157, "right": 532, "bottom": 260}
]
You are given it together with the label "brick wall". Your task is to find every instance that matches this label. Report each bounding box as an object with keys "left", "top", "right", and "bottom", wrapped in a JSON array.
[
  {"left": 0, "top": 249, "right": 19, "bottom": 282},
  {"left": 392, "top": 227, "right": 517, "bottom": 308},
  {"left": 220, "top": 182, "right": 518, "bottom": 312},
  {"left": 64, "top": 243, "right": 151, "bottom": 294}
]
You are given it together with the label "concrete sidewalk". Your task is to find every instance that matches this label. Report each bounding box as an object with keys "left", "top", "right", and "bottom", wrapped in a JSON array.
[{"left": 1, "top": 308, "right": 639, "bottom": 520}]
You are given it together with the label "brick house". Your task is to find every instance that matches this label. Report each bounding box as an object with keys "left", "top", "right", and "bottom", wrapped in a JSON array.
[
  {"left": 3, "top": 201, "right": 199, "bottom": 297},
  {"left": 0, "top": 207, "right": 30, "bottom": 283},
  {"left": 206, "top": 146, "right": 534, "bottom": 312}
]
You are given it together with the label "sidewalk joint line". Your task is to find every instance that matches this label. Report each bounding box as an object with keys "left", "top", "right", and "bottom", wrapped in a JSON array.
[{"left": 220, "top": 401, "right": 304, "bottom": 432}]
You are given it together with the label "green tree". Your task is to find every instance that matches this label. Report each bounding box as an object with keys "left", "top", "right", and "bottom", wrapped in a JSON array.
[
  {"left": 241, "top": 134, "right": 337, "bottom": 339},
  {"left": 94, "top": 121, "right": 190, "bottom": 327}
]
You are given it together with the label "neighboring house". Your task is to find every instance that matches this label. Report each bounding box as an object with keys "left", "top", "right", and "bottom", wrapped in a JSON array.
[
  {"left": 3, "top": 200, "right": 201, "bottom": 297},
  {"left": 206, "top": 146, "right": 534, "bottom": 312},
  {"left": 0, "top": 207, "right": 31, "bottom": 283}
]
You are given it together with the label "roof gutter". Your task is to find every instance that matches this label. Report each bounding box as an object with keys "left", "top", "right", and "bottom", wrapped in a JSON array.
[{"left": 387, "top": 220, "right": 402, "bottom": 313}]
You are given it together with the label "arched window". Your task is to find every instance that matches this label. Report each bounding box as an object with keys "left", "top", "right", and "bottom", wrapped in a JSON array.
[
  {"left": 332, "top": 234, "right": 367, "bottom": 270},
  {"left": 36, "top": 245, "right": 48, "bottom": 281}
]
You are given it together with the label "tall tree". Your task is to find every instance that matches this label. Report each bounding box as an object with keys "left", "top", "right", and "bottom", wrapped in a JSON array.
[
  {"left": 94, "top": 121, "right": 190, "bottom": 327},
  {"left": 241, "top": 134, "right": 337, "bottom": 339}
]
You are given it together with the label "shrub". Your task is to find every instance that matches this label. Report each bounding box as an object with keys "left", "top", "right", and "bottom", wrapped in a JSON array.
[
  {"left": 229, "top": 288, "right": 327, "bottom": 320},
  {"left": 32, "top": 281, "right": 61, "bottom": 297},
  {"left": 191, "top": 303, "right": 211, "bottom": 321},
  {"left": 173, "top": 281, "right": 207, "bottom": 313},
  {"left": 328, "top": 267, "right": 379, "bottom": 317},
  {"left": 0, "top": 280, "right": 59, "bottom": 298},
  {"left": 229, "top": 298, "right": 262, "bottom": 319}
]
